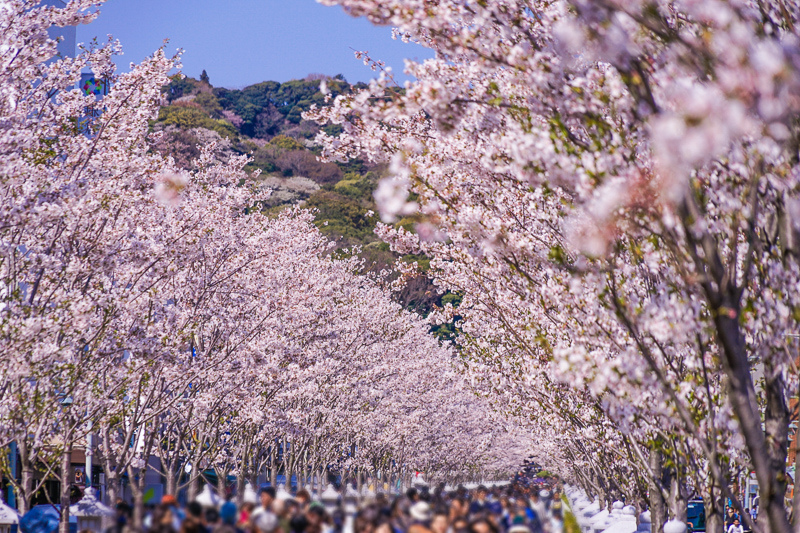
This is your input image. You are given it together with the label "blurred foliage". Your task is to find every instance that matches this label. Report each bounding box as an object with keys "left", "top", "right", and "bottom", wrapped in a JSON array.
[{"left": 563, "top": 497, "right": 581, "bottom": 533}]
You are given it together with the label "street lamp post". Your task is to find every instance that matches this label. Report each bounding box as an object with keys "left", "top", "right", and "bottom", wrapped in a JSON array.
[{"left": 85, "top": 426, "right": 93, "bottom": 492}]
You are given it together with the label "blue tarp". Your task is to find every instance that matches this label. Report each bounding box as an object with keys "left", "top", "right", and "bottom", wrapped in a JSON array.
[{"left": 19, "top": 505, "right": 77, "bottom": 533}]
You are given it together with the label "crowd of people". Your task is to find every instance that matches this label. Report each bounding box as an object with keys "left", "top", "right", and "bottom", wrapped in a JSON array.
[{"left": 106, "top": 481, "right": 564, "bottom": 533}]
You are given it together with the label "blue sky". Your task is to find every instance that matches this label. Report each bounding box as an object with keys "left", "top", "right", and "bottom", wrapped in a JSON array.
[{"left": 75, "top": 0, "right": 433, "bottom": 88}]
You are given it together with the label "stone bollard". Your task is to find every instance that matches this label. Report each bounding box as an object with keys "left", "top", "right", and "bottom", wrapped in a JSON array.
[
  {"left": 637, "top": 511, "right": 651, "bottom": 533},
  {"left": 600, "top": 505, "right": 637, "bottom": 533},
  {"left": 588, "top": 506, "right": 611, "bottom": 533},
  {"left": 0, "top": 499, "right": 20, "bottom": 533},
  {"left": 196, "top": 484, "right": 222, "bottom": 509},
  {"left": 69, "top": 488, "right": 114, "bottom": 532},
  {"left": 664, "top": 519, "right": 687, "bottom": 533},
  {"left": 578, "top": 500, "right": 601, "bottom": 532}
]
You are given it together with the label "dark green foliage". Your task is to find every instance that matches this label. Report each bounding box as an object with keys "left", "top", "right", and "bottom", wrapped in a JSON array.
[
  {"left": 164, "top": 75, "right": 201, "bottom": 102},
  {"left": 157, "top": 103, "right": 237, "bottom": 139},
  {"left": 431, "top": 292, "right": 463, "bottom": 342},
  {"left": 441, "top": 292, "right": 463, "bottom": 307},
  {"left": 276, "top": 150, "right": 342, "bottom": 183},
  {"left": 323, "top": 123, "right": 344, "bottom": 137},
  {"left": 401, "top": 253, "right": 430, "bottom": 272},
  {"left": 333, "top": 172, "right": 377, "bottom": 199},
  {"left": 193, "top": 92, "right": 223, "bottom": 118},
  {"left": 213, "top": 76, "right": 350, "bottom": 137},
  {"left": 305, "top": 190, "right": 373, "bottom": 241}
]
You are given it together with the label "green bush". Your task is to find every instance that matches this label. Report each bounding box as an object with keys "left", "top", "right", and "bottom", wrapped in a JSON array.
[
  {"left": 306, "top": 190, "right": 374, "bottom": 241},
  {"left": 441, "top": 292, "right": 462, "bottom": 307},
  {"left": 563, "top": 497, "right": 580, "bottom": 533},
  {"left": 334, "top": 172, "right": 376, "bottom": 199},
  {"left": 269, "top": 135, "right": 304, "bottom": 150},
  {"left": 157, "top": 104, "right": 237, "bottom": 139},
  {"left": 164, "top": 75, "right": 200, "bottom": 102},
  {"left": 194, "top": 92, "right": 223, "bottom": 118}
]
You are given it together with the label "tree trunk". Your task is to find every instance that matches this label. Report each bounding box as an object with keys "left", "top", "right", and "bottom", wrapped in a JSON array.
[
  {"left": 59, "top": 444, "right": 72, "bottom": 533},
  {"left": 164, "top": 465, "right": 178, "bottom": 498},
  {"left": 12, "top": 438, "right": 41, "bottom": 515},
  {"left": 20, "top": 459, "right": 33, "bottom": 515},
  {"left": 764, "top": 363, "right": 790, "bottom": 513},
  {"left": 105, "top": 470, "right": 121, "bottom": 508},
  {"left": 598, "top": 485, "right": 608, "bottom": 512},
  {"left": 680, "top": 195, "right": 792, "bottom": 533},
  {"left": 649, "top": 449, "right": 668, "bottom": 533},
  {"left": 187, "top": 472, "right": 200, "bottom": 501},
  {"left": 236, "top": 444, "right": 249, "bottom": 507},
  {"left": 791, "top": 372, "right": 800, "bottom": 533},
  {"left": 128, "top": 428, "right": 156, "bottom": 530},
  {"left": 714, "top": 311, "right": 789, "bottom": 533},
  {"left": 703, "top": 479, "right": 725, "bottom": 533},
  {"left": 128, "top": 461, "right": 148, "bottom": 530},
  {"left": 270, "top": 443, "right": 277, "bottom": 488},
  {"left": 668, "top": 468, "right": 687, "bottom": 523}
]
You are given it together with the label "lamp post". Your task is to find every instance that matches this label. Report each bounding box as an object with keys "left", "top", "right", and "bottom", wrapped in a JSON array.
[{"left": 85, "top": 425, "right": 93, "bottom": 493}]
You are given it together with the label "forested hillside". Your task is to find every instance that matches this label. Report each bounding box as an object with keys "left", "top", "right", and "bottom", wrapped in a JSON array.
[{"left": 153, "top": 72, "right": 456, "bottom": 326}]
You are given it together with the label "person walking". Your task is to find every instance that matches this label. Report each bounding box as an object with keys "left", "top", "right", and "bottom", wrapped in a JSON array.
[
  {"left": 212, "top": 501, "right": 243, "bottom": 533},
  {"left": 148, "top": 504, "right": 178, "bottom": 533},
  {"left": 727, "top": 519, "right": 744, "bottom": 533}
]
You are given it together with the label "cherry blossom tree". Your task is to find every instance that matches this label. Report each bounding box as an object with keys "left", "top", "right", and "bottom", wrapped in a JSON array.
[
  {"left": 1, "top": 4, "right": 534, "bottom": 530},
  {"left": 309, "top": 1, "right": 800, "bottom": 532}
]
